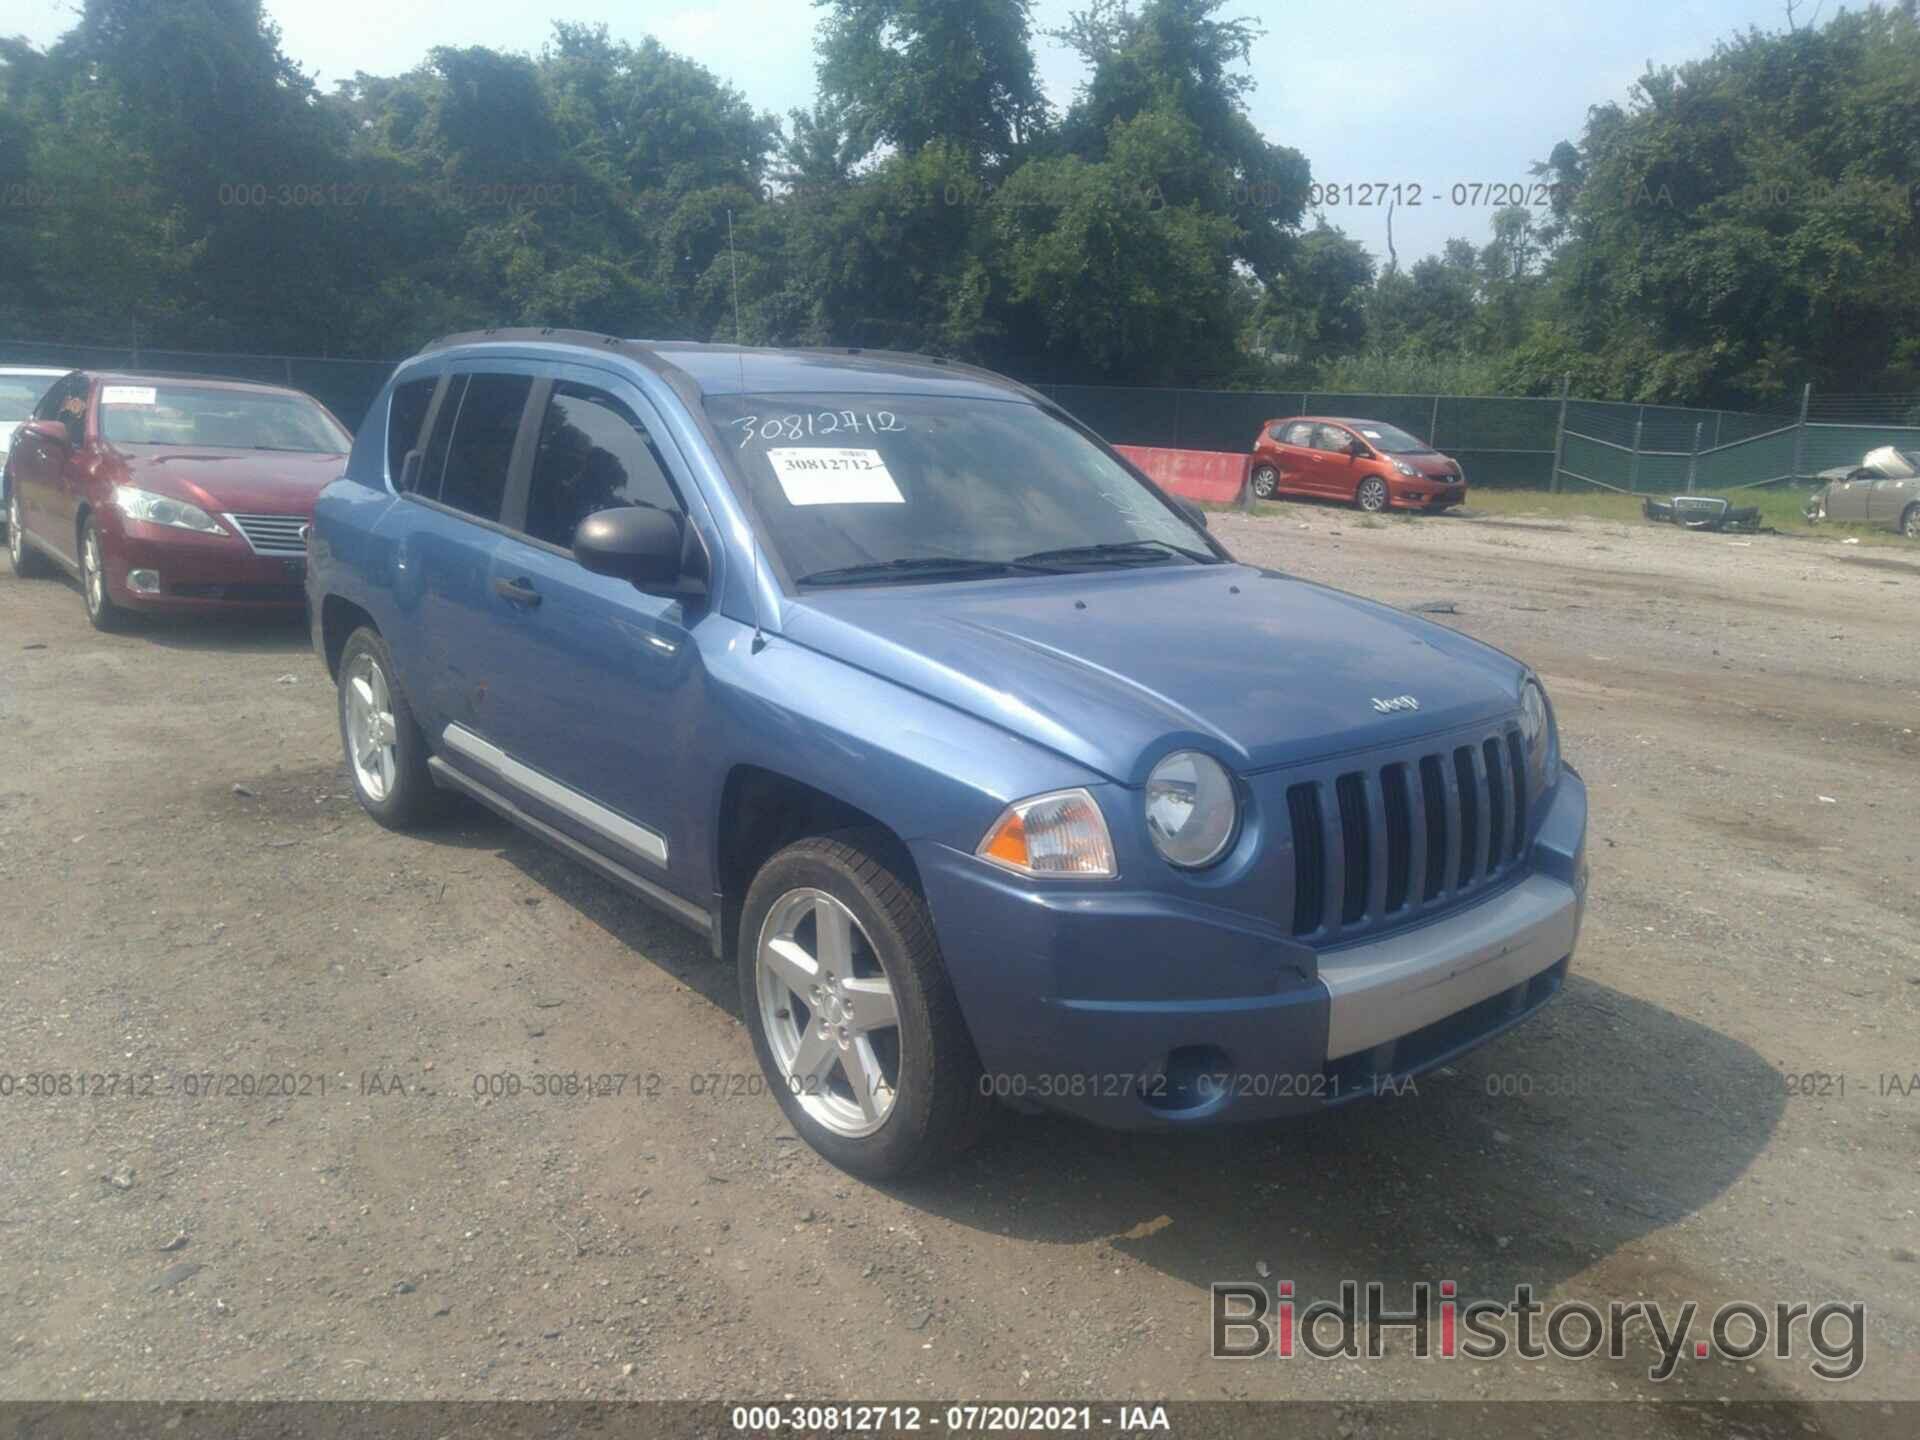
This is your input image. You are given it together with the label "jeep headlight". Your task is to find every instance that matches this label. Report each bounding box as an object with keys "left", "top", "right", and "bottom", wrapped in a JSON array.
[
  {"left": 1520, "top": 679, "right": 1559, "bottom": 793},
  {"left": 1144, "top": 750, "right": 1239, "bottom": 869},
  {"left": 113, "top": 486, "right": 226, "bottom": 535}
]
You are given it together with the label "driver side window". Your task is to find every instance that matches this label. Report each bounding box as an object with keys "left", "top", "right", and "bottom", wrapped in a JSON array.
[
  {"left": 1314, "top": 424, "right": 1355, "bottom": 453},
  {"left": 521, "top": 382, "right": 683, "bottom": 551},
  {"left": 33, "top": 375, "right": 73, "bottom": 422},
  {"left": 37, "top": 375, "right": 86, "bottom": 439}
]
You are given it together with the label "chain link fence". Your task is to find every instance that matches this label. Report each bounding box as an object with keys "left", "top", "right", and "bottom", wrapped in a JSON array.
[
  {"left": 5, "top": 339, "right": 1916, "bottom": 495},
  {"left": 1043, "top": 382, "right": 1920, "bottom": 493}
]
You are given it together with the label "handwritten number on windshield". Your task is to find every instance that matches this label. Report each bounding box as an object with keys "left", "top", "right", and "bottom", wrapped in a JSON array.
[{"left": 730, "top": 412, "right": 906, "bottom": 447}]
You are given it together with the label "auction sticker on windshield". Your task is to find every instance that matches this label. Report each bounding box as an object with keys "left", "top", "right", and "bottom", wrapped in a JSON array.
[
  {"left": 100, "top": 385, "right": 158, "bottom": 406},
  {"left": 766, "top": 447, "right": 905, "bottom": 506}
]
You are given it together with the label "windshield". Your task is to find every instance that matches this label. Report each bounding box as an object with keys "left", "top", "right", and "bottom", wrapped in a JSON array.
[
  {"left": 98, "top": 383, "right": 350, "bottom": 452},
  {"left": 1348, "top": 422, "right": 1433, "bottom": 454},
  {"left": 705, "top": 392, "right": 1215, "bottom": 584},
  {"left": 0, "top": 377, "right": 57, "bottom": 421}
]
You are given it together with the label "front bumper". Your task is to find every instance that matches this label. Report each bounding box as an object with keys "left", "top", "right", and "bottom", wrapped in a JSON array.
[
  {"left": 914, "top": 766, "right": 1586, "bottom": 1130},
  {"left": 1390, "top": 479, "right": 1466, "bottom": 509},
  {"left": 101, "top": 514, "right": 307, "bottom": 610}
]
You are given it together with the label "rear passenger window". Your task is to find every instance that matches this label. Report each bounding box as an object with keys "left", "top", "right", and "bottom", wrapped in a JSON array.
[
  {"left": 1282, "top": 422, "right": 1314, "bottom": 446},
  {"left": 437, "top": 374, "right": 532, "bottom": 521},
  {"left": 522, "top": 382, "right": 682, "bottom": 550},
  {"left": 386, "top": 378, "right": 436, "bottom": 484}
]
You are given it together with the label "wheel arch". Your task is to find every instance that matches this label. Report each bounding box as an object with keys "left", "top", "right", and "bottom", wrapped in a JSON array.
[
  {"left": 320, "top": 594, "right": 378, "bottom": 681},
  {"left": 715, "top": 764, "right": 921, "bottom": 967}
]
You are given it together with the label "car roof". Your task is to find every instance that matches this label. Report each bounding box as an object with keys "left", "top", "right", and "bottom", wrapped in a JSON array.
[
  {"left": 79, "top": 370, "right": 321, "bottom": 399},
  {"left": 1267, "top": 416, "right": 1397, "bottom": 428},
  {"left": 419, "top": 328, "right": 1044, "bottom": 405},
  {"left": 0, "top": 366, "right": 69, "bottom": 378}
]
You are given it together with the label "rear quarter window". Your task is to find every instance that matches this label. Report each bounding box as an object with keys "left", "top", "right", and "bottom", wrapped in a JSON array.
[{"left": 385, "top": 378, "right": 436, "bottom": 485}]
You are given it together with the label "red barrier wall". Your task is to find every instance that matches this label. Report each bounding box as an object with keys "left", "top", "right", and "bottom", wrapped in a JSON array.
[{"left": 1114, "top": 445, "right": 1249, "bottom": 504}]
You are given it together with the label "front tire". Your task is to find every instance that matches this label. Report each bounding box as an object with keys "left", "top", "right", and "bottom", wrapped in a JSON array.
[
  {"left": 1902, "top": 504, "right": 1919, "bottom": 540},
  {"left": 7, "top": 491, "right": 51, "bottom": 577},
  {"left": 337, "top": 626, "right": 442, "bottom": 830},
  {"left": 80, "top": 516, "right": 130, "bottom": 631},
  {"left": 1250, "top": 464, "right": 1279, "bottom": 500},
  {"left": 740, "top": 833, "right": 990, "bottom": 1180},
  {"left": 1356, "top": 475, "right": 1389, "bottom": 512}
]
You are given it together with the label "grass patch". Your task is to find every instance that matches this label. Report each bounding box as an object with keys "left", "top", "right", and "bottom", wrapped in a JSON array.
[
  {"left": 1202, "top": 484, "right": 1913, "bottom": 548},
  {"left": 1465, "top": 485, "right": 1913, "bottom": 547}
]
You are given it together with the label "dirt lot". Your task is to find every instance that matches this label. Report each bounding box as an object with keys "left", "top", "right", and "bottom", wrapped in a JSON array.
[{"left": 1, "top": 503, "right": 1916, "bottom": 1429}]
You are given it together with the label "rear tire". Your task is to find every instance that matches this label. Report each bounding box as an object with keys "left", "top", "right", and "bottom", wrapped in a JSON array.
[
  {"left": 80, "top": 516, "right": 130, "bottom": 631},
  {"left": 740, "top": 832, "right": 990, "bottom": 1180},
  {"left": 1250, "top": 464, "right": 1278, "bottom": 500},
  {"left": 1356, "top": 476, "right": 1389, "bottom": 512},
  {"left": 1902, "top": 504, "right": 1919, "bottom": 540},
  {"left": 7, "top": 491, "right": 51, "bottom": 577},
  {"left": 337, "top": 626, "right": 443, "bottom": 830}
]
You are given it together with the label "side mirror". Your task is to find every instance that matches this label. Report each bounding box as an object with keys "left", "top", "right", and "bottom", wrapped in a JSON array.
[
  {"left": 22, "top": 419, "right": 71, "bottom": 448},
  {"left": 574, "top": 506, "right": 707, "bottom": 597},
  {"left": 1347, "top": 438, "right": 1369, "bottom": 459}
]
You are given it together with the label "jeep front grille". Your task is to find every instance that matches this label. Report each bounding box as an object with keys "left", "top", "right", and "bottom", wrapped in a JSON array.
[{"left": 1286, "top": 726, "right": 1529, "bottom": 939}]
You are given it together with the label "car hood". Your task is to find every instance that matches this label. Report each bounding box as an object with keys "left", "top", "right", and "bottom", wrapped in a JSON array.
[
  {"left": 783, "top": 564, "right": 1526, "bottom": 784},
  {"left": 1395, "top": 452, "right": 1460, "bottom": 479},
  {"left": 108, "top": 446, "right": 345, "bottom": 515}
]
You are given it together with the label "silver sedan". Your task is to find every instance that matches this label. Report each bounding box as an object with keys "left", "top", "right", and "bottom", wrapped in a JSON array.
[{"left": 1806, "top": 445, "right": 1920, "bottom": 536}]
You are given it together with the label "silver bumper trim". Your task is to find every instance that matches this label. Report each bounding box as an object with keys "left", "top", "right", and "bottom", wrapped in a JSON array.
[{"left": 1320, "top": 872, "right": 1578, "bottom": 1060}]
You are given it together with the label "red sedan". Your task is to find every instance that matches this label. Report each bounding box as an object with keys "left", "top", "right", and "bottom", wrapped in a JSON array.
[{"left": 4, "top": 371, "right": 351, "bottom": 630}]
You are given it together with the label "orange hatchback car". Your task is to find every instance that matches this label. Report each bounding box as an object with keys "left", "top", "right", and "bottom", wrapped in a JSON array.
[{"left": 1250, "top": 417, "right": 1466, "bottom": 512}]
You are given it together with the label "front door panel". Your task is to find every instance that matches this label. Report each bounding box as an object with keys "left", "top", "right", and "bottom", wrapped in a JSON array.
[{"left": 466, "top": 365, "right": 717, "bottom": 903}]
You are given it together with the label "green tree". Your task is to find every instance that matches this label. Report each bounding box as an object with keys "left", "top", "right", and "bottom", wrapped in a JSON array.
[
  {"left": 814, "top": 0, "right": 1049, "bottom": 165},
  {"left": 1534, "top": 3, "right": 1920, "bottom": 403}
]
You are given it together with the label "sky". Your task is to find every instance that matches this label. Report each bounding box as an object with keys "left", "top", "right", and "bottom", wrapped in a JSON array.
[{"left": 4, "top": 0, "right": 1795, "bottom": 263}]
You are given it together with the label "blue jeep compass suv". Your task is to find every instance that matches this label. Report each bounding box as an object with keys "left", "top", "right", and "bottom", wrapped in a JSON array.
[{"left": 308, "top": 329, "right": 1588, "bottom": 1179}]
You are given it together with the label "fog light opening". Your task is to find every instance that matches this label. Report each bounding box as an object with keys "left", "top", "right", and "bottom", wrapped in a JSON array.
[
  {"left": 1141, "top": 1044, "right": 1233, "bottom": 1113},
  {"left": 127, "top": 569, "right": 161, "bottom": 595}
]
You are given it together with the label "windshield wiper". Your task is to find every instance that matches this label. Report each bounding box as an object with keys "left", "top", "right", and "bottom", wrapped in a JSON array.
[
  {"left": 1012, "top": 538, "right": 1214, "bottom": 568},
  {"left": 797, "top": 556, "right": 1045, "bottom": 586}
]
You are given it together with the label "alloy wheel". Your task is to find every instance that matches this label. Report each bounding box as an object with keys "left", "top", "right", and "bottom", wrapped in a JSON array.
[
  {"left": 1905, "top": 506, "right": 1919, "bottom": 540},
  {"left": 344, "top": 652, "right": 400, "bottom": 802},
  {"left": 82, "top": 526, "right": 104, "bottom": 615},
  {"left": 755, "top": 887, "right": 901, "bottom": 1138},
  {"left": 7, "top": 495, "right": 20, "bottom": 565},
  {"left": 1357, "top": 477, "right": 1388, "bottom": 512},
  {"left": 1251, "top": 465, "right": 1277, "bottom": 500}
]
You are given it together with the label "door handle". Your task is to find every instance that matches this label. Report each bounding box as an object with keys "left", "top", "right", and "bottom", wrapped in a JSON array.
[{"left": 493, "top": 576, "right": 542, "bottom": 608}]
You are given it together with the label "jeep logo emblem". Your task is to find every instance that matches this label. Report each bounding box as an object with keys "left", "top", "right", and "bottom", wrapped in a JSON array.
[{"left": 1372, "top": 695, "right": 1421, "bottom": 714}]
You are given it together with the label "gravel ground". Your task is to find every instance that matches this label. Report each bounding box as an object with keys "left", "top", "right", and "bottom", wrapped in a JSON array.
[{"left": 0, "top": 502, "right": 1916, "bottom": 1432}]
